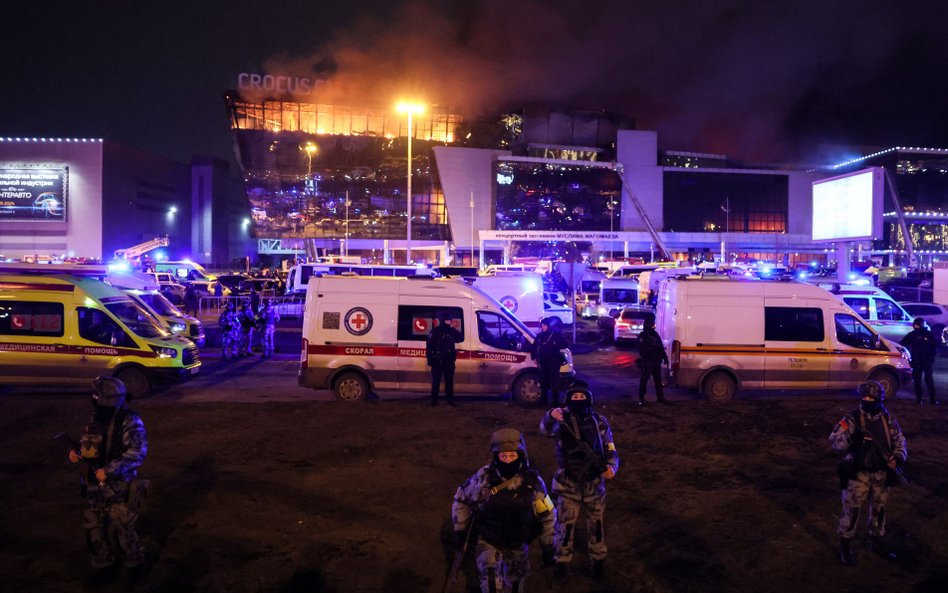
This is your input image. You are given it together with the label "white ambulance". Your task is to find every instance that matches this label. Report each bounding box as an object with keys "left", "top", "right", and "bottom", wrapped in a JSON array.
[
  {"left": 656, "top": 277, "right": 911, "bottom": 401},
  {"left": 299, "top": 276, "right": 575, "bottom": 401},
  {"left": 472, "top": 273, "right": 545, "bottom": 330}
]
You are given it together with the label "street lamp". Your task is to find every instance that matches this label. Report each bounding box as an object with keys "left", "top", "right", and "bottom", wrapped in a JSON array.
[{"left": 396, "top": 101, "right": 425, "bottom": 264}]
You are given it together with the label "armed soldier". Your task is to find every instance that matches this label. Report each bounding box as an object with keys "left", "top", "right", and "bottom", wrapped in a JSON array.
[
  {"left": 451, "top": 429, "right": 556, "bottom": 593},
  {"left": 539, "top": 381, "right": 619, "bottom": 584},
  {"left": 257, "top": 300, "right": 281, "bottom": 358},
  {"left": 67, "top": 377, "right": 149, "bottom": 584},
  {"left": 218, "top": 301, "right": 240, "bottom": 360},
  {"left": 830, "top": 380, "right": 907, "bottom": 565}
]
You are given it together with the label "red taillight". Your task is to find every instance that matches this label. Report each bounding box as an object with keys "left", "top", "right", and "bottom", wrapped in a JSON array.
[{"left": 616, "top": 321, "right": 630, "bottom": 329}]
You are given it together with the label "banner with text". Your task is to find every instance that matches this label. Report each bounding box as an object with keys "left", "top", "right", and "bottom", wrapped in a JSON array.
[{"left": 0, "top": 167, "right": 68, "bottom": 222}]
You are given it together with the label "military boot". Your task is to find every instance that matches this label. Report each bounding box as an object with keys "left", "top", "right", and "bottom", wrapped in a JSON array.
[
  {"left": 552, "top": 562, "right": 570, "bottom": 587},
  {"left": 592, "top": 559, "right": 607, "bottom": 582},
  {"left": 839, "top": 537, "right": 855, "bottom": 565}
]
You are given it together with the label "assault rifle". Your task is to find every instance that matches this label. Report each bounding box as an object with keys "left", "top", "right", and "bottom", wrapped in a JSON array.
[
  {"left": 443, "top": 514, "right": 476, "bottom": 593},
  {"left": 560, "top": 414, "right": 609, "bottom": 476},
  {"left": 864, "top": 431, "right": 909, "bottom": 486}
]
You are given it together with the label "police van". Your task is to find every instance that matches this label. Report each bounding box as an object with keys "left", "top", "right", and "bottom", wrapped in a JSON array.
[
  {"left": 0, "top": 274, "right": 201, "bottom": 398},
  {"left": 812, "top": 281, "right": 915, "bottom": 342},
  {"left": 656, "top": 277, "right": 911, "bottom": 401},
  {"left": 299, "top": 276, "right": 575, "bottom": 401}
]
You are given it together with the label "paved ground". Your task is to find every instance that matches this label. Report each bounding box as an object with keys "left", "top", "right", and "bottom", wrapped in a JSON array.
[{"left": 1, "top": 319, "right": 947, "bottom": 593}]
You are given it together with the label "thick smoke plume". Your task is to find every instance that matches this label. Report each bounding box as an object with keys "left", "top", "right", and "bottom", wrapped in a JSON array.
[{"left": 258, "top": 0, "right": 948, "bottom": 163}]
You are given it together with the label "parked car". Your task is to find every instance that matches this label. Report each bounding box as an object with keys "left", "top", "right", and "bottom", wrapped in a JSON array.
[
  {"left": 146, "top": 272, "right": 186, "bottom": 304},
  {"left": 899, "top": 301, "right": 948, "bottom": 345},
  {"left": 543, "top": 294, "right": 574, "bottom": 326},
  {"left": 216, "top": 274, "right": 255, "bottom": 296},
  {"left": 613, "top": 305, "right": 655, "bottom": 345}
]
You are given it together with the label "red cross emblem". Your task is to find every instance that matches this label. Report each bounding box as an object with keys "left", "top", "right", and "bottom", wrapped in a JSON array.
[{"left": 344, "top": 307, "right": 374, "bottom": 336}]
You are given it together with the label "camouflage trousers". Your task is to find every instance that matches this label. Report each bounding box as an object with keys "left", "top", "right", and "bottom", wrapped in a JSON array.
[
  {"left": 83, "top": 482, "right": 144, "bottom": 568},
  {"left": 551, "top": 471, "right": 607, "bottom": 564},
  {"left": 260, "top": 326, "right": 276, "bottom": 356},
  {"left": 838, "top": 470, "right": 889, "bottom": 539},
  {"left": 239, "top": 328, "right": 254, "bottom": 355},
  {"left": 475, "top": 538, "right": 530, "bottom": 593},
  {"left": 221, "top": 330, "right": 240, "bottom": 358}
]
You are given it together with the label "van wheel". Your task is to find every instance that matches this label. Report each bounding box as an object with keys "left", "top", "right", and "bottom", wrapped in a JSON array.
[
  {"left": 512, "top": 373, "right": 542, "bottom": 404},
  {"left": 115, "top": 367, "right": 150, "bottom": 401},
  {"left": 868, "top": 370, "right": 898, "bottom": 397},
  {"left": 702, "top": 371, "right": 736, "bottom": 402},
  {"left": 333, "top": 371, "right": 369, "bottom": 401}
]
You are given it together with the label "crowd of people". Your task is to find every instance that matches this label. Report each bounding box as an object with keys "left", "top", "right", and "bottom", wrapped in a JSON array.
[{"left": 217, "top": 295, "right": 281, "bottom": 359}]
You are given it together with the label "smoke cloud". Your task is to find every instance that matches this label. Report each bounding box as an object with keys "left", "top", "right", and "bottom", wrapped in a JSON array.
[{"left": 258, "top": 0, "right": 948, "bottom": 162}]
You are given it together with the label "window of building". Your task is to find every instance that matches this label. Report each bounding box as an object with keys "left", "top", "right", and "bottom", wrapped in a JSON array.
[
  {"left": 0, "top": 301, "right": 64, "bottom": 337},
  {"left": 398, "top": 305, "right": 464, "bottom": 341},
  {"left": 663, "top": 171, "right": 788, "bottom": 233},
  {"left": 765, "top": 307, "right": 824, "bottom": 342}
]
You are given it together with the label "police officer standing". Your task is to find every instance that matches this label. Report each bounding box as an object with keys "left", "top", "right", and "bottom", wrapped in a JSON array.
[
  {"left": 426, "top": 311, "right": 462, "bottom": 406},
  {"left": 533, "top": 317, "right": 568, "bottom": 406},
  {"left": 257, "top": 300, "right": 281, "bottom": 358},
  {"left": 452, "top": 429, "right": 556, "bottom": 593},
  {"left": 539, "top": 381, "right": 619, "bottom": 584},
  {"left": 901, "top": 317, "right": 939, "bottom": 405},
  {"left": 67, "top": 377, "right": 148, "bottom": 583},
  {"left": 218, "top": 301, "right": 239, "bottom": 360},
  {"left": 636, "top": 313, "right": 668, "bottom": 405},
  {"left": 830, "top": 380, "right": 907, "bottom": 565}
]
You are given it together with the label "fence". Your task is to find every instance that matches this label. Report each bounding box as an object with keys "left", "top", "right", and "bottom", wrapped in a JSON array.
[{"left": 199, "top": 295, "right": 305, "bottom": 318}]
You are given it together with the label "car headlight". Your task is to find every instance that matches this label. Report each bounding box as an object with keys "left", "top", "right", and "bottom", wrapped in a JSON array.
[
  {"left": 150, "top": 346, "right": 178, "bottom": 359},
  {"left": 170, "top": 322, "right": 186, "bottom": 333}
]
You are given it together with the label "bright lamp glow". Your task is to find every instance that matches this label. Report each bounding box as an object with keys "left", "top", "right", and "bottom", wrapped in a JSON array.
[{"left": 395, "top": 102, "right": 425, "bottom": 115}]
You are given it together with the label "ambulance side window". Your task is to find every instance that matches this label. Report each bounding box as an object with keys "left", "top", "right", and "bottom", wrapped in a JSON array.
[
  {"left": 476, "top": 311, "right": 525, "bottom": 352},
  {"left": 834, "top": 313, "right": 876, "bottom": 350},
  {"left": 397, "top": 305, "right": 465, "bottom": 341},
  {"left": 875, "top": 299, "right": 908, "bottom": 321},
  {"left": 77, "top": 308, "right": 136, "bottom": 347},
  {"left": 0, "top": 301, "right": 64, "bottom": 337},
  {"left": 843, "top": 297, "right": 870, "bottom": 320}
]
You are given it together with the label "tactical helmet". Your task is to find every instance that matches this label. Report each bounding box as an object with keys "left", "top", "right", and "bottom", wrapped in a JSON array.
[
  {"left": 540, "top": 316, "right": 557, "bottom": 329},
  {"left": 92, "top": 376, "right": 127, "bottom": 408},
  {"left": 913, "top": 317, "right": 927, "bottom": 329},
  {"left": 489, "top": 428, "right": 529, "bottom": 465},
  {"left": 857, "top": 380, "right": 886, "bottom": 401},
  {"left": 565, "top": 379, "right": 594, "bottom": 405}
]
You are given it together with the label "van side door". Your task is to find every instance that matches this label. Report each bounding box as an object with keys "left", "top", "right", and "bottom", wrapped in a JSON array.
[
  {"left": 763, "top": 305, "right": 829, "bottom": 388},
  {"left": 395, "top": 303, "right": 468, "bottom": 391},
  {"left": 74, "top": 307, "right": 139, "bottom": 378},
  {"left": 828, "top": 313, "right": 885, "bottom": 387}
]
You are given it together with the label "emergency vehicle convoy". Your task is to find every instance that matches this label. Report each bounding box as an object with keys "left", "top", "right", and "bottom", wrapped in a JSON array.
[
  {"left": 0, "top": 273, "right": 201, "bottom": 398},
  {"left": 299, "top": 276, "right": 575, "bottom": 401},
  {"left": 656, "top": 277, "right": 912, "bottom": 401}
]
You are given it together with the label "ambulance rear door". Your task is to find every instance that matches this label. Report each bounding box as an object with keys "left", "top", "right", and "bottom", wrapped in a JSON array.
[{"left": 395, "top": 299, "right": 470, "bottom": 390}]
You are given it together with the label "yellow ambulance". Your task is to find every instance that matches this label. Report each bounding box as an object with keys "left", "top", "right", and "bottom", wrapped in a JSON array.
[{"left": 0, "top": 274, "right": 201, "bottom": 398}]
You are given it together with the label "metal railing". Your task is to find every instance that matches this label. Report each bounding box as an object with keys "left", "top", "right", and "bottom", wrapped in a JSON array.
[{"left": 198, "top": 295, "right": 305, "bottom": 318}]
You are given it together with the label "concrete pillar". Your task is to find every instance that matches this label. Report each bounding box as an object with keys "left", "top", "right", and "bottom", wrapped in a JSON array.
[
  {"left": 383, "top": 240, "right": 390, "bottom": 264},
  {"left": 837, "top": 242, "right": 851, "bottom": 281}
]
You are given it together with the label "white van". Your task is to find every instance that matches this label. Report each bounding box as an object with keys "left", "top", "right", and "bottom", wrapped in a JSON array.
[
  {"left": 299, "top": 276, "right": 575, "bottom": 401},
  {"left": 472, "top": 273, "right": 544, "bottom": 330},
  {"left": 656, "top": 277, "right": 911, "bottom": 401},
  {"left": 814, "top": 282, "right": 915, "bottom": 342},
  {"left": 597, "top": 278, "right": 640, "bottom": 318}
]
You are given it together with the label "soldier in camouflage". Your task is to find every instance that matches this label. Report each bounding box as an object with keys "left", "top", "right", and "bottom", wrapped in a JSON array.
[
  {"left": 237, "top": 302, "right": 256, "bottom": 356},
  {"left": 830, "top": 380, "right": 907, "bottom": 565},
  {"left": 452, "top": 429, "right": 556, "bottom": 593},
  {"left": 67, "top": 377, "right": 148, "bottom": 582},
  {"left": 539, "top": 381, "right": 619, "bottom": 584},
  {"left": 218, "top": 302, "right": 239, "bottom": 360},
  {"left": 257, "top": 300, "right": 280, "bottom": 358}
]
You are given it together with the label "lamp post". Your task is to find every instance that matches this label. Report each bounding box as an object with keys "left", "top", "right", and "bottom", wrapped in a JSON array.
[
  {"left": 396, "top": 102, "right": 424, "bottom": 264},
  {"left": 344, "top": 190, "right": 350, "bottom": 258}
]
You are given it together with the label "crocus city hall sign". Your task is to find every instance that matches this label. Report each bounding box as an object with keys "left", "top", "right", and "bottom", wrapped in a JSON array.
[{"left": 237, "top": 73, "right": 326, "bottom": 95}]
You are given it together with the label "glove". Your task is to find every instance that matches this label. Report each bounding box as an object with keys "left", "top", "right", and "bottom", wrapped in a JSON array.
[{"left": 542, "top": 548, "right": 556, "bottom": 568}]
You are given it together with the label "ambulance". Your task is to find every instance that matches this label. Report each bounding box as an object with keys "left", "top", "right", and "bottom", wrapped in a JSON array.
[
  {"left": 299, "top": 276, "right": 575, "bottom": 401},
  {"left": 109, "top": 272, "right": 206, "bottom": 346},
  {"left": 472, "top": 273, "right": 545, "bottom": 329},
  {"left": 656, "top": 276, "right": 911, "bottom": 401},
  {"left": 0, "top": 274, "right": 201, "bottom": 398}
]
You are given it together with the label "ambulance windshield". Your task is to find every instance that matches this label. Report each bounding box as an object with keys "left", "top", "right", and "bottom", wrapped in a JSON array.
[{"left": 106, "top": 301, "right": 169, "bottom": 338}]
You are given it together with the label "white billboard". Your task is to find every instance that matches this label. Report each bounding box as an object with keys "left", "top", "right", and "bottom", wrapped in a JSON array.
[{"left": 811, "top": 167, "right": 883, "bottom": 242}]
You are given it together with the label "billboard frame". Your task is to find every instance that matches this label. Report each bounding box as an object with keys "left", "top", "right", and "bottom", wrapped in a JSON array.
[{"left": 810, "top": 167, "right": 883, "bottom": 243}]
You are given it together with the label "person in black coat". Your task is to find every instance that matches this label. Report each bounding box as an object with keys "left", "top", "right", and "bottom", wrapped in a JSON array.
[
  {"left": 533, "top": 317, "right": 568, "bottom": 406},
  {"left": 901, "top": 317, "right": 939, "bottom": 405},
  {"left": 426, "top": 311, "right": 463, "bottom": 406},
  {"left": 637, "top": 313, "right": 669, "bottom": 405}
]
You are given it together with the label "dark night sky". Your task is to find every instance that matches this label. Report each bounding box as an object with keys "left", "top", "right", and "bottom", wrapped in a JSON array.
[{"left": 2, "top": 0, "right": 947, "bottom": 167}]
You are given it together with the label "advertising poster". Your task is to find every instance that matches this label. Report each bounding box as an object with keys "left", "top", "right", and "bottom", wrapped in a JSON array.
[{"left": 0, "top": 166, "right": 68, "bottom": 222}]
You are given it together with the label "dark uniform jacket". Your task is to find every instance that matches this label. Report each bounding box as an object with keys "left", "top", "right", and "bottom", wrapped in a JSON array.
[
  {"left": 426, "top": 324, "right": 462, "bottom": 366},
  {"left": 901, "top": 327, "right": 938, "bottom": 365}
]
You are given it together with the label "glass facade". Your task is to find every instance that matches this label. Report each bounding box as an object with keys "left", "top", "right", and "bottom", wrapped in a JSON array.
[
  {"left": 663, "top": 171, "right": 788, "bottom": 233},
  {"left": 493, "top": 160, "right": 620, "bottom": 231},
  {"left": 226, "top": 94, "right": 459, "bottom": 241}
]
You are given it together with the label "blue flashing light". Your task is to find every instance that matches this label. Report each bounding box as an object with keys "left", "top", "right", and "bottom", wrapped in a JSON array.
[
  {"left": 524, "top": 278, "right": 541, "bottom": 293},
  {"left": 852, "top": 277, "right": 871, "bottom": 286},
  {"left": 108, "top": 261, "right": 130, "bottom": 272}
]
